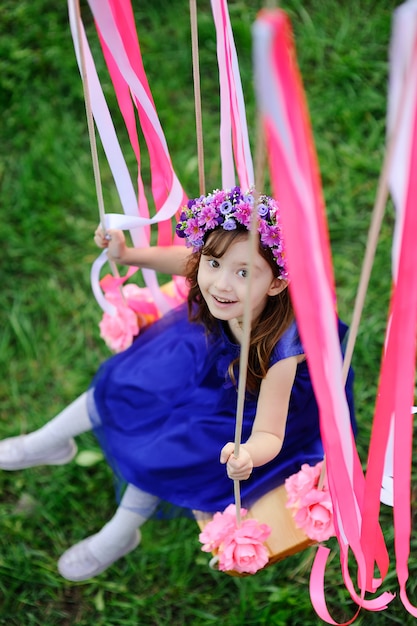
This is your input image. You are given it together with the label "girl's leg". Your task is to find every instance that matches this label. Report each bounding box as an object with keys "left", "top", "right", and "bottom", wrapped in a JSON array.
[
  {"left": 0, "top": 393, "right": 92, "bottom": 470},
  {"left": 58, "top": 484, "right": 160, "bottom": 581}
]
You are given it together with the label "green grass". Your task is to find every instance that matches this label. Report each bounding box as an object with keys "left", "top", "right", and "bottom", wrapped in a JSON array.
[{"left": 1, "top": 0, "right": 415, "bottom": 624}]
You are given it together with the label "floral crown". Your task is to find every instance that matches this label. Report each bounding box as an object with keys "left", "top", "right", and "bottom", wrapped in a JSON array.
[{"left": 175, "top": 186, "right": 288, "bottom": 280}]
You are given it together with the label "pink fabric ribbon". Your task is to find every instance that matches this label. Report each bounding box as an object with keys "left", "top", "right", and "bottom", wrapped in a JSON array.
[
  {"left": 70, "top": 0, "right": 256, "bottom": 317},
  {"left": 362, "top": 2, "right": 417, "bottom": 616},
  {"left": 253, "top": 9, "right": 394, "bottom": 622},
  {"left": 87, "top": 0, "right": 187, "bottom": 228},
  {"left": 211, "top": 0, "right": 254, "bottom": 190},
  {"left": 68, "top": 0, "right": 187, "bottom": 315}
]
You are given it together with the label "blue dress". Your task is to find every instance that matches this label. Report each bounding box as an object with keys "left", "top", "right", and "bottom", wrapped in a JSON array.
[{"left": 88, "top": 302, "right": 355, "bottom": 513}]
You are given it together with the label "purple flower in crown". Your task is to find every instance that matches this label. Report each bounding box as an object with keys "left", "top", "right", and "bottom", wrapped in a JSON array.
[
  {"left": 257, "top": 203, "right": 269, "bottom": 219},
  {"left": 220, "top": 200, "right": 233, "bottom": 215},
  {"left": 223, "top": 218, "right": 237, "bottom": 231},
  {"left": 230, "top": 186, "right": 243, "bottom": 202},
  {"left": 191, "top": 237, "right": 205, "bottom": 249},
  {"left": 175, "top": 223, "right": 186, "bottom": 238}
]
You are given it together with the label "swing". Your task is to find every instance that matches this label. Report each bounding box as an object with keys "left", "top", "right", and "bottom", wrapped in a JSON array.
[
  {"left": 69, "top": 0, "right": 346, "bottom": 574},
  {"left": 69, "top": 3, "right": 412, "bottom": 601}
]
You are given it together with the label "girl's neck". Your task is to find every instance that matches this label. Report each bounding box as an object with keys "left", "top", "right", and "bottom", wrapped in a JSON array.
[{"left": 227, "top": 318, "right": 244, "bottom": 344}]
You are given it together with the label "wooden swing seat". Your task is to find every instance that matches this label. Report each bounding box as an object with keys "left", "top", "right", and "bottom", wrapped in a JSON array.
[{"left": 195, "top": 483, "right": 315, "bottom": 576}]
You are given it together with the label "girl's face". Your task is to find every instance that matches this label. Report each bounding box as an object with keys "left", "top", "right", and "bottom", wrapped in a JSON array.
[{"left": 197, "top": 236, "right": 286, "bottom": 325}]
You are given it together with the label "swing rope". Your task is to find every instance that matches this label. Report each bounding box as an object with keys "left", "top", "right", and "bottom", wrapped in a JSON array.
[
  {"left": 73, "top": 0, "right": 106, "bottom": 231},
  {"left": 232, "top": 118, "right": 268, "bottom": 525},
  {"left": 73, "top": 0, "right": 122, "bottom": 287},
  {"left": 341, "top": 87, "right": 408, "bottom": 385},
  {"left": 189, "top": 0, "right": 206, "bottom": 196},
  {"left": 189, "top": 0, "right": 265, "bottom": 527},
  {"left": 316, "top": 93, "right": 394, "bottom": 492},
  {"left": 317, "top": 54, "right": 410, "bottom": 489}
]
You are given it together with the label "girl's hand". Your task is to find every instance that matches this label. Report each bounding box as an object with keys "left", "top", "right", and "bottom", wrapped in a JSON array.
[
  {"left": 94, "top": 227, "right": 127, "bottom": 262},
  {"left": 220, "top": 442, "right": 254, "bottom": 481}
]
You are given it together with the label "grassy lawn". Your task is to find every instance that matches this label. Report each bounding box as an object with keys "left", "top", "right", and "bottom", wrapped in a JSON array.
[{"left": 0, "top": 0, "right": 414, "bottom": 624}]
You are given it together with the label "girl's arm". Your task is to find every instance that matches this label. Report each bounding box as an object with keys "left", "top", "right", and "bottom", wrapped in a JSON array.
[
  {"left": 94, "top": 226, "right": 192, "bottom": 276},
  {"left": 220, "top": 355, "right": 300, "bottom": 480}
]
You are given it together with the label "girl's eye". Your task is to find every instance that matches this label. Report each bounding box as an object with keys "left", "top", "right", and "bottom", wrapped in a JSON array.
[
  {"left": 208, "top": 259, "right": 219, "bottom": 268},
  {"left": 238, "top": 269, "right": 248, "bottom": 278}
]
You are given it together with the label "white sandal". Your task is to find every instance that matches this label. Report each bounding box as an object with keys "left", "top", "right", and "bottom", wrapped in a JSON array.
[
  {"left": 57, "top": 530, "right": 140, "bottom": 581},
  {"left": 0, "top": 436, "right": 77, "bottom": 470}
]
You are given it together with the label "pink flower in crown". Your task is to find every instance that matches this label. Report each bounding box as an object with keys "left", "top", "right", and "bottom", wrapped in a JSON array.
[
  {"left": 184, "top": 216, "right": 204, "bottom": 240},
  {"left": 293, "top": 488, "right": 335, "bottom": 542},
  {"left": 259, "top": 222, "right": 282, "bottom": 248},
  {"left": 199, "top": 504, "right": 245, "bottom": 552},
  {"left": 234, "top": 201, "right": 253, "bottom": 228},
  {"left": 285, "top": 461, "right": 324, "bottom": 507},
  {"left": 218, "top": 518, "right": 271, "bottom": 574},
  {"left": 211, "top": 189, "right": 227, "bottom": 207},
  {"left": 198, "top": 204, "right": 221, "bottom": 229},
  {"left": 273, "top": 249, "right": 288, "bottom": 278}
]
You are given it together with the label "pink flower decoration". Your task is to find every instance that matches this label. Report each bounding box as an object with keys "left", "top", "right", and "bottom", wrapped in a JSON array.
[
  {"left": 199, "top": 503, "right": 271, "bottom": 574},
  {"left": 198, "top": 205, "right": 220, "bottom": 229},
  {"left": 98, "top": 277, "right": 188, "bottom": 353},
  {"left": 285, "top": 461, "right": 324, "bottom": 507},
  {"left": 99, "top": 304, "right": 139, "bottom": 353},
  {"left": 199, "top": 504, "right": 243, "bottom": 552},
  {"left": 294, "top": 489, "right": 335, "bottom": 542},
  {"left": 99, "top": 283, "right": 160, "bottom": 352},
  {"left": 219, "top": 518, "right": 271, "bottom": 574},
  {"left": 234, "top": 203, "right": 252, "bottom": 227},
  {"left": 285, "top": 461, "right": 335, "bottom": 542}
]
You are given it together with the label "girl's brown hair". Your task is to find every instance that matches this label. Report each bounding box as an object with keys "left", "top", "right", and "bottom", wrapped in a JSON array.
[{"left": 185, "top": 227, "right": 294, "bottom": 393}]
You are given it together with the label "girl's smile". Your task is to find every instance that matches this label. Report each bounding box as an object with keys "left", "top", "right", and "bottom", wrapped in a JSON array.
[{"left": 211, "top": 295, "right": 238, "bottom": 306}]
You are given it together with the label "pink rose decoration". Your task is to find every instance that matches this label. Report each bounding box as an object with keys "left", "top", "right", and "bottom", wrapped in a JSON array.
[
  {"left": 219, "top": 518, "right": 271, "bottom": 574},
  {"left": 99, "top": 283, "right": 160, "bottom": 353},
  {"left": 285, "top": 461, "right": 335, "bottom": 542},
  {"left": 199, "top": 504, "right": 244, "bottom": 552},
  {"left": 99, "top": 304, "right": 139, "bottom": 352},
  {"left": 285, "top": 461, "right": 323, "bottom": 507},
  {"left": 199, "top": 504, "right": 271, "bottom": 574},
  {"left": 294, "top": 489, "right": 335, "bottom": 542},
  {"left": 98, "top": 275, "right": 188, "bottom": 353}
]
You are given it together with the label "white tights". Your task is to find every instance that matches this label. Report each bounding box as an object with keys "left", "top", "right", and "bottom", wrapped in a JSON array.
[
  {"left": 84, "top": 485, "right": 159, "bottom": 564},
  {"left": 24, "top": 393, "right": 160, "bottom": 563},
  {"left": 23, "top": 392, "right": 92, "bottom": 455}
]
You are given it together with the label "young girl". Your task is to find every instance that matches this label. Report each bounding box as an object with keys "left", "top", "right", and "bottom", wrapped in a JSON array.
[{"left": 0, "top": 187, "right": 355, "bottom": 582}]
